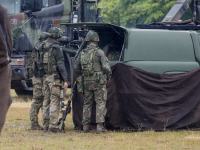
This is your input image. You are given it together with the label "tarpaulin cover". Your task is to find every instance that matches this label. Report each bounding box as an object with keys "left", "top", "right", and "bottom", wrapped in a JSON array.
[{"left": 72, "top": 63, "right": 200, "bottom": 131}]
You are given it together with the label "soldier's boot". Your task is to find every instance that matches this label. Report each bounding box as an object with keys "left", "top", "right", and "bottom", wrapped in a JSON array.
[
  {"left": 30, "top": 104, "right": 43, "bottom": 130},
  {"left": 31, "top": 124, "right": 44, "bottom": 130},
  {"left": 83, "top": 124, "right": 90, "bottom": 133},
  {"left": 97, "top": 123, "right": 107, "bottom": 134},
  {"left": 48, "top": 128, "right": 62, "bottom": 133},
  {"left": 43, "top": 121, "right": 49, "bottom": 132}
]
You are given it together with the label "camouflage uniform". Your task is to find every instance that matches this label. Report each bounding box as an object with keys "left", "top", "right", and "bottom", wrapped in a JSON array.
[
  {"left": 104, "top": 42, "right": 121, "bottom": 61},
  {"left": 29, "top": 32, "right": 49, "bottom": 130},
  {"left": 74, "top": 31, "right": 112, "bottom": 128},
  {"left": 42, "top": 27, "right": 68, "bottom": 130},
  {"left": 107, "top": 50, "right": 121, "bottom": 61}
]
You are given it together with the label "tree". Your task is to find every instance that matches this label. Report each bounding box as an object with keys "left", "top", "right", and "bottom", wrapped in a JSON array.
[{"left": 99, "top": 0, "right": 178, "bottom": 27}]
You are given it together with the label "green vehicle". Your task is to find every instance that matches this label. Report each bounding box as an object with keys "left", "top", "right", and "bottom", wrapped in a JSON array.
[
  {"left": 65, "top": 22, "right": 200, "bottom": 74},
  {"left": 62, "top": 21, "right": 200, "bottom": 74},
  {"left": 0, "top": 0, "right": 100, "bottom": 95},
  {"left": 123, "top": 29, "right": 200, "bottom": 74},
  {"left": 62, "top": 0, "right": 200, "bottom": 74}
]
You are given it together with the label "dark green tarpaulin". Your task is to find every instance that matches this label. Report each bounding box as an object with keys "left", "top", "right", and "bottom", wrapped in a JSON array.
[{"left": 72, "top": 63, "right": 200, "bottom": 131}]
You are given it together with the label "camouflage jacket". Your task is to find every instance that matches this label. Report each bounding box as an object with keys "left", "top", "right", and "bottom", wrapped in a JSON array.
[
  {"left": 43, "top": 38, "right": 68, "bottom": 82},
  {"left": 74, "top": 43, "right": 112, "bottom": 82},
  {"left": 107, "top": 50, "right": 121, "bottom": 61}
]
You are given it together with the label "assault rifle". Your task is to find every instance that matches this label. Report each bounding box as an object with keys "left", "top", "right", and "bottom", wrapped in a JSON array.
[{"left": 56, "top": 81, "right": 77, "bottom": 132}]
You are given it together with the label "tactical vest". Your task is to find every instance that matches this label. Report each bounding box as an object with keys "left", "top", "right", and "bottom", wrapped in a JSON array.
[
  {"left": 80, "top": 46, "right": 104, "bottom": 82},
  {"left": 42, "top": 43, "right": 58, "bottom": 74},
  {"left": 31, "top": 49, "right": 41, "bottom": 77},
  {"left": 34, "top": 42, "right": 45, "bottom": 71},
  {"left": 26, "top": 42, "right": 45, "bottom": 78}
]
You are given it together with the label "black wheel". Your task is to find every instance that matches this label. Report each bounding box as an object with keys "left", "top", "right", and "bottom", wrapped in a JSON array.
[{"left": 15, "top": 89, "right": 33, "bottom": 95}]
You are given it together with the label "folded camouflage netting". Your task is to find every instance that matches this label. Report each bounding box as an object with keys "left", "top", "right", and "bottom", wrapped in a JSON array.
[{"left": 72, "top": 63, "right": 200, "bottom": 131}]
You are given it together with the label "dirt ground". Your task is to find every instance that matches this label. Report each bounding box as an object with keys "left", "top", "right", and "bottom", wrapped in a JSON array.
[{"left": 1, "top": 90, "right": 200, "bottom": 150}]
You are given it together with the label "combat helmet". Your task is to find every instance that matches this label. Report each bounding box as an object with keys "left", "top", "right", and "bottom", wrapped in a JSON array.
[
  {"left": 38, "top": 32, "right": 50, "bottom": 41},
  {"left": 85, "top": 31, "right": 99, "bottom": 42},
  {"left": 48, "top": 27, "right": 63, "bottom": 39}
]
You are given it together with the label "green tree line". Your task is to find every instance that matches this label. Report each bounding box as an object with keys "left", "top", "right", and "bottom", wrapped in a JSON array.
[{"left": 98, "top": 0, "right": 193, "bottom": 28}]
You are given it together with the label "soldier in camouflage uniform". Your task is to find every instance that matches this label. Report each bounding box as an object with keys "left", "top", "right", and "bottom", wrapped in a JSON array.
[
  {"left": 107, "top": 43, "right": 121, "bottom": 61},
  {"left": 29, "top": 32, "right": 50, "bottom": 130},
  {"left": 103, "top": 41, "right": 121, "bottom": 61},
  {"left": 107, "top": 51, "right": 121, "bottom": 61},
  {"left": 74, "top": 31, "right": 112, "bottom": 133},
  {"left": 42, "top": 27, "right": 68, "bottom": 133}
]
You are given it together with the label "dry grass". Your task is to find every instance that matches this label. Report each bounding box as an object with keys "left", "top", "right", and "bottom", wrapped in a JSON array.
[{"left": 1, "top": 90, "right": 200, "bottom": 149}]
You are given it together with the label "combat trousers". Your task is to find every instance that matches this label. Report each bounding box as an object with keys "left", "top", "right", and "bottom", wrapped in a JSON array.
[
  {"left": 30, "top": 76, "right": 43, "bottom": 127},
  {"left": 82, "top": 81, "right": 107, "bottom": 125},
  {"left": 42, "top": 74, "right": 60, "bottom": 129}
]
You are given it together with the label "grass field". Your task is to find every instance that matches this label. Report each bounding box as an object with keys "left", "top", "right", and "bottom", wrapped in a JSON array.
[{"left": 1, "top": 90, "right": 200, "bottom": 150}]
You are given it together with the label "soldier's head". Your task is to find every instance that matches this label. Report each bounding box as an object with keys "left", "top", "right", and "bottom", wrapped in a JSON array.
[
  {"left": 38, "top": 32, "right": 50, "bottom": 42},
  {"left": 48, "top": 27, "right": 63, "bottom": 40},
  {"left": 85, "top": 31, "right": 99, "bottom": 44}
]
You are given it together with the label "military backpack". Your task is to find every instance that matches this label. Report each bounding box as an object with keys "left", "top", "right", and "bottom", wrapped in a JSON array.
[{"left": 80, "top": 48, "right": 96, "bottom": 77}]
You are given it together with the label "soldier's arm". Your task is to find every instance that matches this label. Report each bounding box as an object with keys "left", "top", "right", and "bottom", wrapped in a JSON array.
[
  {"left": 28, "top": 48, "right": 37, "bottom": 66},
  {"left": 74, "top": 54, "right": 82, "bottom": 75},
  {"left": 53, "top": 47, "right": 68, "bottom": 82},
  {"left": 98, "top": 49, "right": 112, "bottom": 79}
]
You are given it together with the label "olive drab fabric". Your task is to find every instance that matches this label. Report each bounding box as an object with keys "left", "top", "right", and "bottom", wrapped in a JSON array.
[
  {"left": 74, "top": 42, "right": 111, "bottom": 125},
  {"left": 85, "top": 31, "right": 99, "bottom": 42}
]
